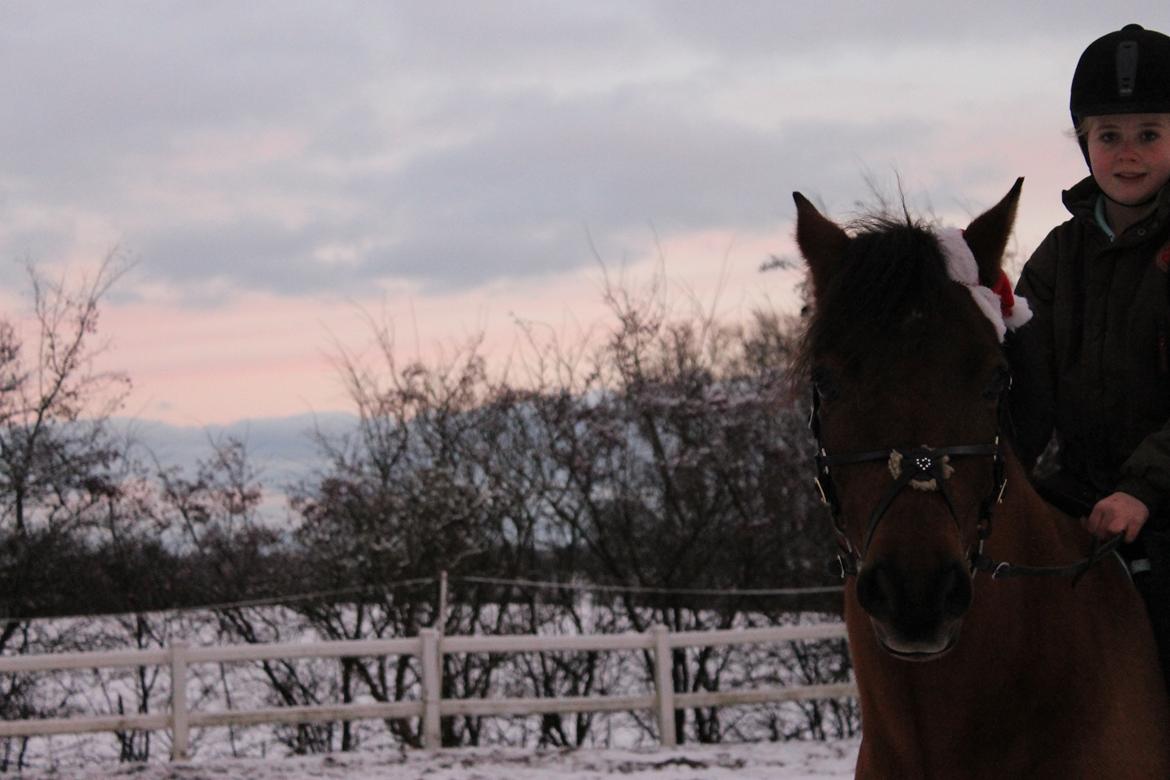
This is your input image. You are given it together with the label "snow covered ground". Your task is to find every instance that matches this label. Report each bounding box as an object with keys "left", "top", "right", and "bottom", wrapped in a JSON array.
[{"left": 19, "top": 740, "right": 859, "bottom": 779}]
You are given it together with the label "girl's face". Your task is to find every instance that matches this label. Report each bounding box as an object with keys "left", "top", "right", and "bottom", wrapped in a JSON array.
[{"left": 1085, "top": 113, "right": 1170, "bottom": 208}]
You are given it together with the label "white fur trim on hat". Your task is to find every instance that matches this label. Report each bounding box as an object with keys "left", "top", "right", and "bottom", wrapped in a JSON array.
[
  {"left": 1002, "top": 292, "right": 1033, "bottom": 331},
  {"left": 936, "top": 227, "right": 1031, "bottom": 343}
]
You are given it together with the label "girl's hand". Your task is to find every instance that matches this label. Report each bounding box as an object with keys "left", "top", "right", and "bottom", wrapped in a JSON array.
[{"left": 1083, "top": 492, "right": 1149, "bottom": 543}]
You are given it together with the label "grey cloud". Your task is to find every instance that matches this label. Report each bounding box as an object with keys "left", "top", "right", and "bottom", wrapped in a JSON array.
[
  {"left": 0, "top": 1, "right": 1136, "bottom": 305},
  {"left": 128, "top": 88, "right": 933, "bottom": 298},
  {"left": 137, "top": 218, "right": 339, "bottom": 298},
  {"left": 0, "top": 3, "right": 373, "bottom": 180},
  {"left": 647, "top": 1, "right": 1151, "bottom": 56},
  {"left": 360, "top": 97, "right": 927, "bottom": 287}
]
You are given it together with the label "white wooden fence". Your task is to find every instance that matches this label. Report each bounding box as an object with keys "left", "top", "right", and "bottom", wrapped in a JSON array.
[{"left": 0, "top": 623, "right": 855, "bottom": 760}]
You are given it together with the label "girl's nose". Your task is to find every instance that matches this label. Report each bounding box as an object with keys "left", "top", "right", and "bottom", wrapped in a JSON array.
[{"left": 1117, "top": 139, "right": 1139, "bottom": 159}]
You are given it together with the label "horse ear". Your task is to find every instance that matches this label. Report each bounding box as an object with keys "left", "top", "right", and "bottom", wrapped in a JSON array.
[
  {"left": 963, "top": 178, "right": 1023, "bottom": 286},
  {"left": 794, "top": 192, "right": 849, "bottom": 299}
]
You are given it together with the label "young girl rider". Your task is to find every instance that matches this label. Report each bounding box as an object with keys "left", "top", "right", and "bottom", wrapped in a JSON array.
[{"left": 1008, "top": 23, "right": 1170, "bottom": 698}]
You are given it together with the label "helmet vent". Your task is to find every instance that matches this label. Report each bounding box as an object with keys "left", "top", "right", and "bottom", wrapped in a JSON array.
[{"left": 1116, "top": 40, "right": 1139, "bottom": 98}]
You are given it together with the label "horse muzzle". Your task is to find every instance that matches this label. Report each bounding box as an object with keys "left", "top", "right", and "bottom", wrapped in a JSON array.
[{"left": 856, "top": 558, "right": 972, "bottom": 661}]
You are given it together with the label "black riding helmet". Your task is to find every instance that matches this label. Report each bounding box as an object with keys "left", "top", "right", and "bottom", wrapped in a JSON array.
[{"left": 1069, "top": 23, "right": 1170, "bottom": 163}]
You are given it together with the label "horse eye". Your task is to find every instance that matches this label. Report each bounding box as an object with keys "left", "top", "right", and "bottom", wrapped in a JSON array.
[
  {"left": 982, "top": 366, "right": 1011, "bottom": 400},
  {"left": 812, "top": 366, "right": 839, "bottom": 402}
]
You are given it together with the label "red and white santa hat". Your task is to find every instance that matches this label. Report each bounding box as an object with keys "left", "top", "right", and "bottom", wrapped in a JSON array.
[{"left": 936, "top": 227, "right": 1032, "bottom": 342}]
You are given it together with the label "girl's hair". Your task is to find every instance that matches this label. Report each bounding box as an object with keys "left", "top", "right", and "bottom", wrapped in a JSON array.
[
  {"left": 1070, "top": 117, "right": 1093, "bottom": 143},
  {"left": 1072, "top": 112, "right": 1170, "bottom": 141}
]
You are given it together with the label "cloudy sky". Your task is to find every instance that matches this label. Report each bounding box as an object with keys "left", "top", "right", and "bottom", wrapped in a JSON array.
[{"left": 1, "top": 2, "right": 1163, "bottom": 428}]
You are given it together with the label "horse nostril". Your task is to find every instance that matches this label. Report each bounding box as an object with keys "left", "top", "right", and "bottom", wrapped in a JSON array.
[
  {"left": 857, "top": 563, "right": 896, "bottom": 620},
  {"left": 940, "top": 562, "right": 973, "bottom": 618},
  {"left": 858, "top": 561, "right": 972, "bottom": 623}
]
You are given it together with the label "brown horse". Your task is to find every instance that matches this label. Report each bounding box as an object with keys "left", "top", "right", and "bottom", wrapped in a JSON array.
[{"left": 793, "top": 180, "right": 1170, "bottom": 778}]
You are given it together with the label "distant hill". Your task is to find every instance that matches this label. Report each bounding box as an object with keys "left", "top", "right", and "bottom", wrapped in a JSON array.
[{"left": 113, "top": 411, "right": 359, "bottom": 490}]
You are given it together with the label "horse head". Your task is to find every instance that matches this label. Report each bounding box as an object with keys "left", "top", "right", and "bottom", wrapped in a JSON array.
[{"left": 794, "top": 180, "right": 1023, "bottom": 660}]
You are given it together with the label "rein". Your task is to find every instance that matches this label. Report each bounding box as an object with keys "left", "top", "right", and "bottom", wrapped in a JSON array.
[{"left": 809, "top": 383, "right": 1121, "bottom": 582}]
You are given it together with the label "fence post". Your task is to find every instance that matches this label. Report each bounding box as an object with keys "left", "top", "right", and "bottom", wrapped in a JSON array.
[
  {"left": 170, "top": 640, "right": 190, "bottom": 761},
  {"left": 420, "top": 628, "right": 441, "bottom": 749},
  {"left": 436, "top": 570, "right": 448, "bottom": 633},
  {"left": 651, "top": 625, "right": 676, "bottom": 747}
]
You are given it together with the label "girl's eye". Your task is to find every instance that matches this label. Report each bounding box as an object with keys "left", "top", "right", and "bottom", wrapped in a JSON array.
[
  {"left": 1097, "top": 131, "right": 1118, "bottom": 144},
  {"left": 1141, "top": 130, "right": 1161, "bottom": 143}
]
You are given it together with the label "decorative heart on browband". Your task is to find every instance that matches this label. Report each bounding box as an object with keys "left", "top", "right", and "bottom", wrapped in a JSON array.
[
  {"left": 936, "top": 227, "right": 1032, "bottom": 342},
  {"left": 888, "top": 448, "right": 955, "bottom": 492}
]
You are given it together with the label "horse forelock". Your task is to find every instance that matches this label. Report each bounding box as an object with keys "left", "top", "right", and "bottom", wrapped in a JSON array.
[{"left": 798, "top": 216, "right": 981, "bottom": 382}]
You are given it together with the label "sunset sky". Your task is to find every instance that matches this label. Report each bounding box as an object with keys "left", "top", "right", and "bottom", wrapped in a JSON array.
[{"left": 1, "top": 2, "right": 1163, "bottom": 429}]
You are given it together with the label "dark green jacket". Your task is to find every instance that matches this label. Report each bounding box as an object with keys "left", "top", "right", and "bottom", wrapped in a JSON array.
[{"left": 1008, "top": 176, "right": 1170, "bottom": 519}]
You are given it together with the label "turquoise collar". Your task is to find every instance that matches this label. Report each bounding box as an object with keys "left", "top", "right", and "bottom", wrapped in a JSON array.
[{"left": 1094, "top": 196, "right": 1115, "bottom": 241}]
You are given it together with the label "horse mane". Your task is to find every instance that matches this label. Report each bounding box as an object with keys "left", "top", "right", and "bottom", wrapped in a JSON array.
[{"left": 794, "top": 211, "right": 959, "bottom": 384}]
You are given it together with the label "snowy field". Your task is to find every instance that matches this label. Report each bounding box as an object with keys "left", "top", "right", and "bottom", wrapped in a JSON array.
[
  {"left": 18, "top": 740, "right": 859, "bottom": 779},
  {"left": 3, "top": 605, "right": 857, "bottom": 777}
]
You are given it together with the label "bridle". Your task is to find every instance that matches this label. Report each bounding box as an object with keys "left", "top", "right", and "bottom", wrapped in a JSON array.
[
  {"left": 809, "top": 382, "right": 1006, "bottom": 578},
  {"left": 809, "top": 379, "right": 1120, "bottom": 581}
]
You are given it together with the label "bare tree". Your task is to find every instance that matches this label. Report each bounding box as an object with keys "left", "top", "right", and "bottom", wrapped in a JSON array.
[
  {"left": 0, "top": 252, "right": 134, "bottom": 633},
  {"left": 278, "top": 275, "right": 843, "bottom": 750},
  {"left": 0, "top": 254, "right": 132, "bottom": 539},
  {"left": 502, "top": 276, "right": 838, "bottom": 744},
  {"left": 0, "top": 253, "right": 138, "bottom": 767}
]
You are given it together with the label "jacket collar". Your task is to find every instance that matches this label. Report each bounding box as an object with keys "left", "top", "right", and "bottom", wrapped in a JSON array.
[{"left": 1062, "top": 175, "right": 1170, "bottom": 242}]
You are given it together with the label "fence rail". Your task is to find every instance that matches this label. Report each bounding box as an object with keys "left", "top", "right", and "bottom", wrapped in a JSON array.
[{"left": 0, "top": 622, "right": 855, "bottom": 760}]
